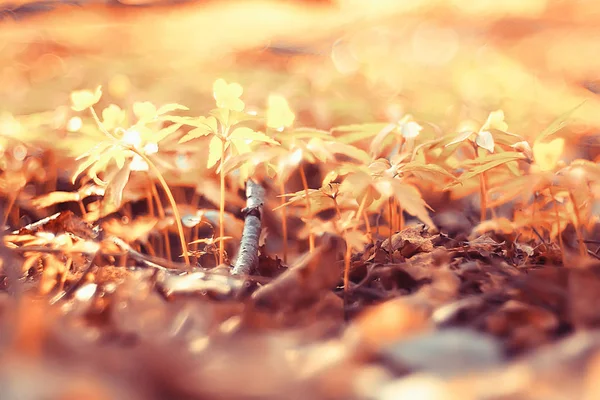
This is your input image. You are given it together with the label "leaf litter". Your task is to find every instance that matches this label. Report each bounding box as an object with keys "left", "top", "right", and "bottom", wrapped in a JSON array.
[{"left": 2, "top": 187, "right": 600, "bottom": 399}]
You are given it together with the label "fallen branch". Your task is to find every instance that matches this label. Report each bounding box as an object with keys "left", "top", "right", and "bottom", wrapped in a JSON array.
[{"left": 232, "top": 179, "right": 265, "bottom": 275}]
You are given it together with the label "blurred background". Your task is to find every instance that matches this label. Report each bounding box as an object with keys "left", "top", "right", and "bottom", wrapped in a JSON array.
[{"left": 2, "top": 0, "right": 600, "bottom": 158}]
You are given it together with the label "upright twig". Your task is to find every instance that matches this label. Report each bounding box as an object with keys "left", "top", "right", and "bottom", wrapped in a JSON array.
[{"left": 232, "top": 179, "right": 265, "bottom": 275}]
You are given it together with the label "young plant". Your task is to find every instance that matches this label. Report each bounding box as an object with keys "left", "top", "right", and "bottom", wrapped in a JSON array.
[
  {"left": 473, "top": 103, "right": 589, "bottom": 258},
  {"left": 69, "top": 86, "right": 192, "bottom": 265},
  {"left": 442, "top": 110, "right": 526, "bottom": 221},
  {"left": 224, "top": 97, "right": 369, "bottom": 258},
  {"left": 177, "top": 79, "right": 279, "bottom": 265}
]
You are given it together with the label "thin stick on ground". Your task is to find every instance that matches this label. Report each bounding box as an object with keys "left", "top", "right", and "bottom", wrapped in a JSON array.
[{"left": 232, "top": 179, "right": 265, "bottom": 275}]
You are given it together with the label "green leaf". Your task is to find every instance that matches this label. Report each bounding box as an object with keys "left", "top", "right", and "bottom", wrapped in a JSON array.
[
  {"left": 369, "top": 123, "right": 397, "bottom": 157},
  {"left": 535, "top": 100, "right": 586, "bottom": 144},
  {"left": 113, "top": 150, "right": 126, "bottom": 169},
  {"left": 273, "top": 187, "right": 338, "bottom": 213},
  {"left": 179, "top": 117, "right": 218, "bottom": 143},
  {"left": 445, "top": 130, "right": 473, "bottom": 147},
  {"left": 284, "top": 128, "right": 333, "bottom": 141},
  {"left": 102, "top": 104, "right": 126, "bottom": 131},
  {"left": 332, "top": 123, "right": 389, "bottom": 144},
  {"left": 230, "top": 138, "right": 252, "bottom": 155},
  {"left": 133, "top": 102, "right": 157, "bottom": 121},
  {"left": 399, "top": 161, "right": 458, "bottom": 184},
  {"left": 155, "top": 123, "right": 183, "bottom": 143},
  {"left": 389, "top": 181, "right": 435, "bottom": 229},
  {"left": 331, "top": 142, "right": 371, "bottom": 164},
  {"left": 156, "top": 103, "right": 189, "bottom": 115},
  {"left": 71, "top": 86, "right": 102, "bottom": 112},
  {"left": 71, "top": 141, "right": 113, "bottom": 183},
  {"left": 207, "top": 135, "right": 223, "bottom": 169},
  {"left": 480, "top": 110, "right": 508, "bottom": 133},
  {"left": 229, "top": 127, "right": 279, "bottom": 145},
  {"left": 72, "top": 154, "right": 99, "bottom": 184},
  {"left": 161, "top": 115, "right": 196, "bottom": 124},
  {"left": 340, "top": 171, "right": 373, "bottom": 200},
  {"left": 490, "top": 130, "right": 524, "bottom": 147},
  {"left": 454, "top": 154, "right": 526, "bottom": 184},
  {"left": 461, "top": 151, "right": 526, "bottom": 166},
  {"left": 100, "top": 159, "right": 132, "bottom": 218}
]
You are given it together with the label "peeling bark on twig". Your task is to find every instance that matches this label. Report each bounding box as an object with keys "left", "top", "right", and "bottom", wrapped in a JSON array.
[{"left": 232, "top": 179, "right": 265, "bottom": 275}]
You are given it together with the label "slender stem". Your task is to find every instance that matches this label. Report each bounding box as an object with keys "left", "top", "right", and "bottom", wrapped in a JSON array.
[
  {"left": 479, "top": 172, "right": 488, "bottom": 222},
  {"left": 388, "top": 198, "right": 394, "bottom": 261},
  {"left": 90, "top": 107, "right": 118, "bottom": 140},
  {"left": 77, "top": 200, "right": 87, "bottom": 216},
  {"left": 278, "top": 179, "right": 289, "bottom": 264},
  {"left": 88, "top": 105, "right": 183, "bottom": 262},
  {"left": 133, "top": 148, "right": 190, "bottom": 266},
  {"left": 397, "top": 200, "right": 404, "bottom": 232},
  {"left": 148, "top": 184, "right": 165, "bottom": 260},
  {"left": 363, "top": 210, "right": 371, "bottom": 242},
  {"left": 550, "top": 186, "right": 565, "bottom": 265},
  {"left": 145, "top": 242, "right": 156, "bottom": 257},
  {"left": 3, "top": 192, "right": 17, "bottom": 227},
  {"left": 333, "top": 198, "right": 342, "bottom": 218},
  {"left": 299, "top": 164, "right": 315, "bottom": 253},
  {"left": 354, "top": 193, "right": 369, "bottom": 222},
  {"left": 568, "top": 191, "right": 587, "bottom": 257},
  {"left": 219, "top": 138, "right": 226, "bottom": 265},
  {"left": 146, "top": 187, "right": 155, "bottom": 216},
  {"left": 487, "top": 173, "right": 497, "bottom": 220},
  {"left": 342, "top": 194, "right": 370, "bottom": 292},
  {"left": 389, "top": 197, "right": 395, "bottom": 232},
  {"left": 343, "top": 238, "right": 352, "bottom": 294},
  {"left": 149, "top": 181, "right": 169, "bottom": 259},
  {"left": 191, "top": 225, "right": 198, "bottom": 249}
]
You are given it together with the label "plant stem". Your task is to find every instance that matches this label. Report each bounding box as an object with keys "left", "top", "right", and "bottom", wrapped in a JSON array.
[
  {"left": 550, "top": 186, "right": 566, "bottom": 265},
  {"left": 89, "top": 107, "right": 118, "bottom": 140},
  {"left": 278, "top": 179, "right": 289, "bottom": 264},
  {"left": 396, "top": 200, "right": 404, "bottom": 231},
  {"left": 343, "top": 194, "right": 370, "bottom": 292},
  {"left": 2, "top": 192, "right": 17, "bottom": 227},
  {"left": 299, "top": 164, "right": 315, "bottom": 253},
  {"left": 388, "top": 198, "right": 394, "bottom": 261},
  {"left": 218, "top": 140, "right": 226, "bottom": 265},
  {"left": 77, "top": 200, "right": 87, "bottom": 216},
  {"left": 333, "top": 198, "right": 342, "bottom": 218},
  {"left": 363, "top": 210, "right": 371, "bottom": 242},
  {"left": 148, "top": 183, "right": 166, "bottom": 260},
  {"left": 355, "top": 193, "right": 369, "bottom": 223},
  {"left": 146, "top": 187, "right": 155, "bottom": 216},
  {"left": 568, "top": 190, "right": 587, "bottom": 257},
  {"left": 479, "top": 172, "right": 488, "bottom": 222},
  {"left": 133, "top": 148, "right": 190, "bottom": 266},
  {"left": 148, "top": 180, "right": 169, "bottom": 259},
  {"left": 343, "top": 238, "right": 352, "bottom": 295}
]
